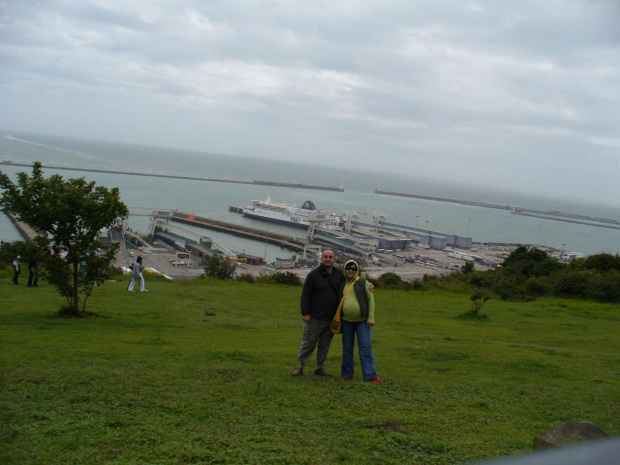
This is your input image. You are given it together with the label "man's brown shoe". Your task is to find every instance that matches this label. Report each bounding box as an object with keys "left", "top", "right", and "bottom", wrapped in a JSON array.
[
  {"left": 291, "top": 367, "right": 304, "bottom": 377},
  {"left": 314, "top": 368, "right": 332, "bottom": 377}
]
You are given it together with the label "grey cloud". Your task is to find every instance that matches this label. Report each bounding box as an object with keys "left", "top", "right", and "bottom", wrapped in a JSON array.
[{"left": 0, "top": 0, "right": 619, "bottom": 204}]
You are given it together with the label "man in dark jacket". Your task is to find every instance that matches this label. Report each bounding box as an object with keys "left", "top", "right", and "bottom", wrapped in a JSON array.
[{"left": 292, "top": 249, "right": 344, "bottom": 377}]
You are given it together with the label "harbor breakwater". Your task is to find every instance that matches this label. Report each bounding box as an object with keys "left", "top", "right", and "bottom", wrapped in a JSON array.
[
  {"left": 375, "top": 188, "right": 620, "bottom": 230},
  {"left": 2, "top": 162, "right": 344, "bottom": 192}
]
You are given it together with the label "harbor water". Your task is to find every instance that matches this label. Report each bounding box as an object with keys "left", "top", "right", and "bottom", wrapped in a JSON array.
[{"left": 1, "top": 131, "right": 619, "bottom": 261}]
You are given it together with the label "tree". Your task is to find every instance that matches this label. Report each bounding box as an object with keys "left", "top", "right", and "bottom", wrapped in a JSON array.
[
  {"left": 201, "top": 254, "right": 236, "bottom": 280},
  {"left": 469, "top": 291, "right": 490, "bottom": 316},
  {"left": 0, "top": 162, "right": 128, "bottom": 317}
]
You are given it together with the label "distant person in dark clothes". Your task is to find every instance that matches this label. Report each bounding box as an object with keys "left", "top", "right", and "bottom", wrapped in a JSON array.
[
  {"left": 27, "top": 256, "right": 39, "bottom": 287},
  {"left": 12, "top": 255, "right": 21, "bottom": 284}
]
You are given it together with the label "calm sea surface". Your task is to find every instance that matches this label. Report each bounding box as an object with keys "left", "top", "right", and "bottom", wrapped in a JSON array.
[{"left": 1, "top": 131, "right": 619, "bottom": 260}]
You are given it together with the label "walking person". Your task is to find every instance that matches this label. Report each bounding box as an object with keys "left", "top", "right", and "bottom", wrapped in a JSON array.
[
  {"left": 127, "top": 256, "right": 147, "bottom": 292},
  {"left": 291, "top": 249, "right": 344, "bottom": 377},
  {"left": 12, "top": 255, "right": 21, "bottom": 284},
  {"left": 340, "top": 260, "right": 384, "bottom": 383},
  {"left": 27, "top": 255, "right": 39, "bottom": 287}
]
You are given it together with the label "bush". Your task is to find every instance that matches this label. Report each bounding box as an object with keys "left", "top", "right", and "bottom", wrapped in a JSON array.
[
  {"left": 493, "top": 277, "right": 527, "bottom": 301},
  {"left": 552, "top": 271, "right": 592, "bottom": 298},
  {"left": 201, "top": 255, "right": 236, "bottom": 280},
  {"left": 584, "top": 253, "right": 620, "bottom": 272},
  {"left": 377, "top": 272, "right": 414, "bottom": 290},
  {"left": 586, "top": 269, "right": 620, "bottom": 302},
  {"left": 255, "top": 271, "right": 302, "bottom": 286},
  {"left": 525, "top": 276, "right": 552, "bottom": 297},
  {"left": 236, "top": 273, "right": 256, "bottom": 283}
]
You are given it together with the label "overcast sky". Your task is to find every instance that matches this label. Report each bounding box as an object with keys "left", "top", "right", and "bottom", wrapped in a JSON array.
[{"left": 1, "top": 0, "right": 619, "bottom": 205}]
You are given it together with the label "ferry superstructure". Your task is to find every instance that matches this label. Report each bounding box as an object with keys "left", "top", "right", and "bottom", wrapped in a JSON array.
[{"left": 243, "top": 196, "right": 343, "bottom": 229}]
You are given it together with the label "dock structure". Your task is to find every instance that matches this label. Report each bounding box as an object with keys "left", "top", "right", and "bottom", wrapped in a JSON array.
[
  {"left": 170, "top": 212, "right": 306, "bottom": 253},
  {"left": 4, "top": 212, "right": 39, "bottom": 241},
  {"left": 348, "top": 219, "right": 471, "bottom": 250}
]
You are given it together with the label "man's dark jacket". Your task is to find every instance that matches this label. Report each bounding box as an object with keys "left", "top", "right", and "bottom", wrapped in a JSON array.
[{"left": 300, "top": 265, "right": 345, "bottom": 321}]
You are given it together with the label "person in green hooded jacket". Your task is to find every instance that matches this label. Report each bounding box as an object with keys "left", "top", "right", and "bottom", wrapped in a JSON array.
[{"left": 339, "top": 260, "right": 384, "bottom": 383}]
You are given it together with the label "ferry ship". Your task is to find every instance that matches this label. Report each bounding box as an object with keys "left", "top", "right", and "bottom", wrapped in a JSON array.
[{"left": 243, "top": 196, "right": 344, "bottom": 229}]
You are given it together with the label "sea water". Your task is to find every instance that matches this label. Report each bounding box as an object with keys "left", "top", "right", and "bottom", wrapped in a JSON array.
[{"left": 1, "top": 130, "right": 619, "bottom": 261}]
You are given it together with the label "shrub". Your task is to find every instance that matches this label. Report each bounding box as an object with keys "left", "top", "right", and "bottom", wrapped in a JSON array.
[
  {"left": 551, "top": 271, "right": 592, "bottom": 298},
  {"left": 236, "top": 273, "right": 256, "bottom": 283},
  {"left": 255, "top": 271, "right": 302, "bottom": 286},
  {"left": 458, "top": 291, "right": 490, "bottom": 319},
  {"left": 376, "top": 272, "right": 415, "bottom": 290},
  {"left": 525, "top": 276, "right": 552, "bottom": 297},
  {"left": 586, "top": 269, "right": 620, "bottom": 302},
  {"left": 584, "top": 253, "right": 620, "bottom": 272},
  {"left": 201, "top": 255, "right": 236, "bottom": 280},
  {"left": 493, "top": 277, "right": 527, "bottom": 301}
]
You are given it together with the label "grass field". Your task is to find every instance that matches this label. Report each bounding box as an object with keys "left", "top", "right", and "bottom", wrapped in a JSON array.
[{"left": 1, "top": 273, "right": 618, "bottom": 464}]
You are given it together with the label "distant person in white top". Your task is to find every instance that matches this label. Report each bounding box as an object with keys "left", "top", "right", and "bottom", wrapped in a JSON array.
[
  {"left": 12, "top": 255, "right": 21, "bottom": 284},
  {"left": 127, "top": 256, "right": 147, "bottom": 292}
]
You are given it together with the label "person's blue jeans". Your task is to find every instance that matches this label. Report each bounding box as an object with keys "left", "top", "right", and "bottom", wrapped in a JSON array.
[{"left": 341, "top": 320, "right": 377, "bottom": 381}]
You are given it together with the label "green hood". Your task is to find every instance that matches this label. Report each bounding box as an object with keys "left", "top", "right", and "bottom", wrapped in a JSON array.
[{"left": 343, "top": 260, "right": 360, "bottom": 282}]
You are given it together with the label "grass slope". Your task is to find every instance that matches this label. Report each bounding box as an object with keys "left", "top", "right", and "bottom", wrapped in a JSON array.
[{"left": 1, "top": 275, "right": 619, "bottom": 465}]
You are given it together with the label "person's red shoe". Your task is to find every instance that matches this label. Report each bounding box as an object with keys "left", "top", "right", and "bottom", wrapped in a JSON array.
[
  {"left": 342, "top": 376, "right": 352, "bottom": 380},
  {"left": 370, "top": 378, "right": 384, "bottom": 383}
]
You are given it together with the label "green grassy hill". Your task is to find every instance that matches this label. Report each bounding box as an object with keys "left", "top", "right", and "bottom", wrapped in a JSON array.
[{"left": 1, "top": 275, "right": 618, "bottom": 464}]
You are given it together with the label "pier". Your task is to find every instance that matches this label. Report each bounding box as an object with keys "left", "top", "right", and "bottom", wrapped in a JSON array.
[
  {"left": 2, "top": 162, "right": 344, "bottom": 192},
  {"left": 375, "top": 188, "right": 517, "bottom": 210},
  {"left": 4, "top": 212, "right": 39, "bottom": 241},
  {"left": 170, "top": 212, "right": 306, "bottom": 252}
]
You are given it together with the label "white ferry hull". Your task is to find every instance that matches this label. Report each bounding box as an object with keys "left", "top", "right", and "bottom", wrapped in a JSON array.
[
  {"left": 243, "top": 210, "right": 309, "bottom": 228},
  {"left": 242, "top": 196, "right": 343, "bottom": 230}
]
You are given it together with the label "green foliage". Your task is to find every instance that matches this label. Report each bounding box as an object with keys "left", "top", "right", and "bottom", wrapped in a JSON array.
[
  {"left": 0, "top": 240, "right": 33, "bottom": 265},
  {"left": 551, "top": 270, "right": 592, "bottom": 298},
  {"left": 236, "top": 272, "right": 256, "bottom": 283},
  {"left": 459, "top": 291, "right": 490, "bottom": 319},
  {"left": 584, "top": 253, "right": 620, "bottom": 272},
  {"left": 0, "top": 162, "right": 128, "bottom": 317},
  {"left": 461, "top": 261, "right": 475, "bottom": 275},
  {"left": 525, "top": 276, "right": 553, "bottom": 297},
  {"left": 587, "top": 269, "right": 620, "bottom": 302},
  {"left": 200, "top": 254, "right": 236, "bottom": 280},
  {"left": 421, "top": 247, "right": 620, "bottom": 303},
  {"left": 376, "top": 272, "right": 414, "bottom": 290},
  {"left": 255, "top": 271, "right": 302, "bottom": 286}
]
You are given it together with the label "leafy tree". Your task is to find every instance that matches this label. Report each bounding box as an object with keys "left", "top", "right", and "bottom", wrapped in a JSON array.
[
  {"left": 461, "top": 261, "right": 475, "bottom": 275},
  {"left": 0, "top": 162, "right": 128, "bottom": 317},
  {"left": 469, "top": 291, "right": 490, "bottom": 316},
  {"left": 0, "top": 240, "right": 32, "bottom": 265},
  {"left": 584, "top": 253, "right": 620, "bottom": 272},
  {"left": 501, "top": 246, "right": 560, "bottom": 278},
  {"left": 201, "top": 254, "right": 236, "bottom": 280}
]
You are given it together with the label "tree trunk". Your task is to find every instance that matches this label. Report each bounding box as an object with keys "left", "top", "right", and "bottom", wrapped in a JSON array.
[{"left": 72, "top": 266, "right": 81, "bottom": 318}]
